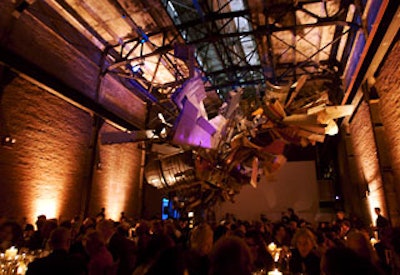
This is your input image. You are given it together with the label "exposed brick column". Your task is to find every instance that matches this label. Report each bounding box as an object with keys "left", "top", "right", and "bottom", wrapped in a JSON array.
[
  {"left": 376, "top": 39, "right": 400, "bottom": 225},
  {"left": 337, "top": 130, "right": 370, "bottom": 220},
  {"left": 349, "top": 101, "right": 387, "bottom": 225}
]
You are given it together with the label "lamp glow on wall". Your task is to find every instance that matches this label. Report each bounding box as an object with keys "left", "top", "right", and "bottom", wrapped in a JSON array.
[
  {"left": 99, "top": 146, "right": 137, "bottom": 221},
  {"left": 103, "top": 178, "right": 126, "bottom": 221},
  {"left": 23, "top": 141, "right": 79, "bottom": 223},
  {"left": 23, "top": 148, "right": 70, "bottom": 222},
  {"left": 28, "top": 178, "right": 64, "bottom": 221},
  {"left": 34, "top": 197, "right": 58, "bottom": 219},
  {"left": 364, "top": 178, "right": 386, "bottom": 226}
]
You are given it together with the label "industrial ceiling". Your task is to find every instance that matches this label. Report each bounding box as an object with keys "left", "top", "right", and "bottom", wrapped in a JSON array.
[
  {"left": 1, "top": 0, "right": 398, "bottom": 207},
  {"left": 40, "top": 0, "right": 360, "bottom": 115}
]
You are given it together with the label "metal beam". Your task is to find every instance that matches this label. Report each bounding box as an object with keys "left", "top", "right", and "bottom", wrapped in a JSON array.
[
  {"left": 204, "top": 67, "right": 337, "bottom": 92},
  {"left": 329, "top": 0, "right": 351, "bottom": 66},
  {"left": 193, "top": 2, "right": 236, "bottom": 77},
  {"left": 106, "top": 0, "right": 186, "bottom": 83},
  {"left": 342, "top": 0, "right": 399, "bottom": 106},
  {"left": 185, "top": 20, "right": 358, "bottom": 45},
  {"left": 205, "top": 79, "right": 265, "bottom": 91},
  {"left": 175, "top": 9, "right": 250, "bottom": 30},
  {"left": 338, "top": 23, "right": 358, "bottom": 76},
  {"left": 277, "top": 27, "right": 353, "bottom": 81},
  {"left": 205, "top": 65, "right": 263, "bottom": 78},
  {"left": 0, "top": 46, "right": 139, "bottom": 132},
  {"left": 116, "top": 10, "right": 358, "bottom": 47}
]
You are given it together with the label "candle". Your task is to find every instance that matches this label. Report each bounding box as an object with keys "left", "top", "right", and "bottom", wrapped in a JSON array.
[
  {"left": 268, "top": 242, "right": 277, "bottom": 252},
  {"left": 17, "top": 262, "right": 27, "bottom": 275},
  {"left": 274, "top": 248, "right": 281, "bottom": 262},
  {"left": 370, "top": 237, "right": 378, "bottom": 246},
  {"left": 268, "top": 268, "right": 282, "bottom": 275},
  {"left": 5, "top": 246, "right": 18, "bottom": 259}
]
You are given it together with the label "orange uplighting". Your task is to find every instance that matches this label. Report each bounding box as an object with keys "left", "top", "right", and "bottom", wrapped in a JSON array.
[
  {"left": 103, "top": 179, "right": 127, "bottom": 221},
  {"left": 7, "top": 81, "right": 92, "bottom": 224},
  {"left": 362, "top": 179, "right": 386, "bottom": 226},
  {"left": 27, "top": 175, "right": 67, "bottom": 222},
  {"left": 350, "top": 102, "right": 387, "bottom": 229},
  {"left": 26, "top": 176, "right": 65, "bottom": 222},
  {"left": 96, "top": 141, "right": 141, "bottom": 221},
  {"left": 34, "top": 197, "right": 58, "bottom": 219},
  {"left": 100, "top": 153, "right": 136, "bottom": 220},
  {"left": 367, "top": 197, "right": 380, "bottom": 225},
  {"left": 366, "top": 178, "right": 386, "bottom": 226}
]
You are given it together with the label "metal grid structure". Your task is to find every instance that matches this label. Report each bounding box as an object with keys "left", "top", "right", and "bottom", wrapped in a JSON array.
[{"left": 43, "top": 0, "right": 361, "bottom": 104}]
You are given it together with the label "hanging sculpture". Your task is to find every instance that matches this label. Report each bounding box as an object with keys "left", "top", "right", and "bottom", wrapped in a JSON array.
[{"left": 141, "top": 74, "right": 354, "bottom": 211}]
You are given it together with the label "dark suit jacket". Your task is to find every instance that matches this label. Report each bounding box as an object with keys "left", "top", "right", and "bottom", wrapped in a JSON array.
[
  {"left": 108, "top": 232, "right": 137, "bottom": 275},
  {"left": 26, "top": 249, "right": 86, "bottom": 275},
  {"left": 289, "top": 249, "right": 321, "bottom": 275}
]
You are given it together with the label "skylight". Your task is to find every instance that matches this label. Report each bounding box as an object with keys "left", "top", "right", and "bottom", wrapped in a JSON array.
[{"left": 229, "top": 0, "right": 260, "bottom": 66}]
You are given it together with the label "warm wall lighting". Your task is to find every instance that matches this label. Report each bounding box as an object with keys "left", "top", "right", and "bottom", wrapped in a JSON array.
[
  {"left": 21, "top": 175, "right": 65, "bottom": 223},
  {"left": 103, "top": 179, "right": 126, "bottom": 221},
  {"left": 364, "top": 176, "right": 386, "bottom": 227},
  {"left": 28, "top": 177, "right": 64, "bottom": 221},
  {"left": 34, "top": 197, "right": 58, "bottom": 220},
  {"left": 97, "top": 134, "right": 141, "bottom": 221},
  {"left": 367, "top": 189, "right": 384, "bottom": 226},
  {"left": 100, "top": 158, "right": 135, "bottom": 221},
  {"left": 6, "top": 77, "right": 93, "bottom": 224},
  {"left": 350, "top": 104, "right": 387, "bottom": 228},
  {"left": 22, "top": 138, "right": 81, "bottom": 223}
]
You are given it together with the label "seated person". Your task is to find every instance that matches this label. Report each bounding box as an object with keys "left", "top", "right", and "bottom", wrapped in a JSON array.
[
  {"left": 83, "top": 230, "right": 116, "bottom": 275},
  {"left": 27, "top": 227, "right": 85, "bottom": 275},
  {"left": 185, "top": 222, "right": 214, "bottom": 275},
  {"left": 289, "top": 228, "right": 320, "bottom": 275},
  {"left": 321, "top": 246, "right": 384, "bottom": 275},
  {"left": 209, "top": 236, "right": 252, "bottom": 275},
  {"left": 244, "top": 230, "right": 274, "bottom": 273}
]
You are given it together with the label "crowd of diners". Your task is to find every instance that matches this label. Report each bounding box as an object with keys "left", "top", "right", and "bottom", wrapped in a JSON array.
[{"left": 0, "top": 207, "right": 399, "bottom": 275}]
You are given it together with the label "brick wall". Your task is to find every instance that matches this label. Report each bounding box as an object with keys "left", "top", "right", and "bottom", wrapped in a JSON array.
[
  {"left": 91, "top": 124, "right": 143, "bottom": 220},
  {"left": 336, "top": 131, "right": 369, "bottom": 220},
  {"left": 0, "top": 76, "right": 143, "bottom": 224},
  {"left": 349, "top": 102, "right": 387, "bottom": 222},
  {"left": 376, "top": 38, "right": 400, "bottom": 224},
  {"left": 342, "top": 38, "right": 400, "bottom": 225},
  {"left": 0, "top": 0, "right": 148, "bottom": 223}
]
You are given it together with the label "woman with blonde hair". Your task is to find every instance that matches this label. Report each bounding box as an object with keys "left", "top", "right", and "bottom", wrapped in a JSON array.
[{"left": 289, "top": 228, "right": 320, "bottom": 275}]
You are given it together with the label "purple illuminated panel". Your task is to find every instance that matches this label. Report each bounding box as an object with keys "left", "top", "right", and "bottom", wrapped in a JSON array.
[
  {"left": 172, "top": 100, "right": 215, "bottom": 148},
  {"left": 171, "top": 76, "right": 217, "bottom": 148}
]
